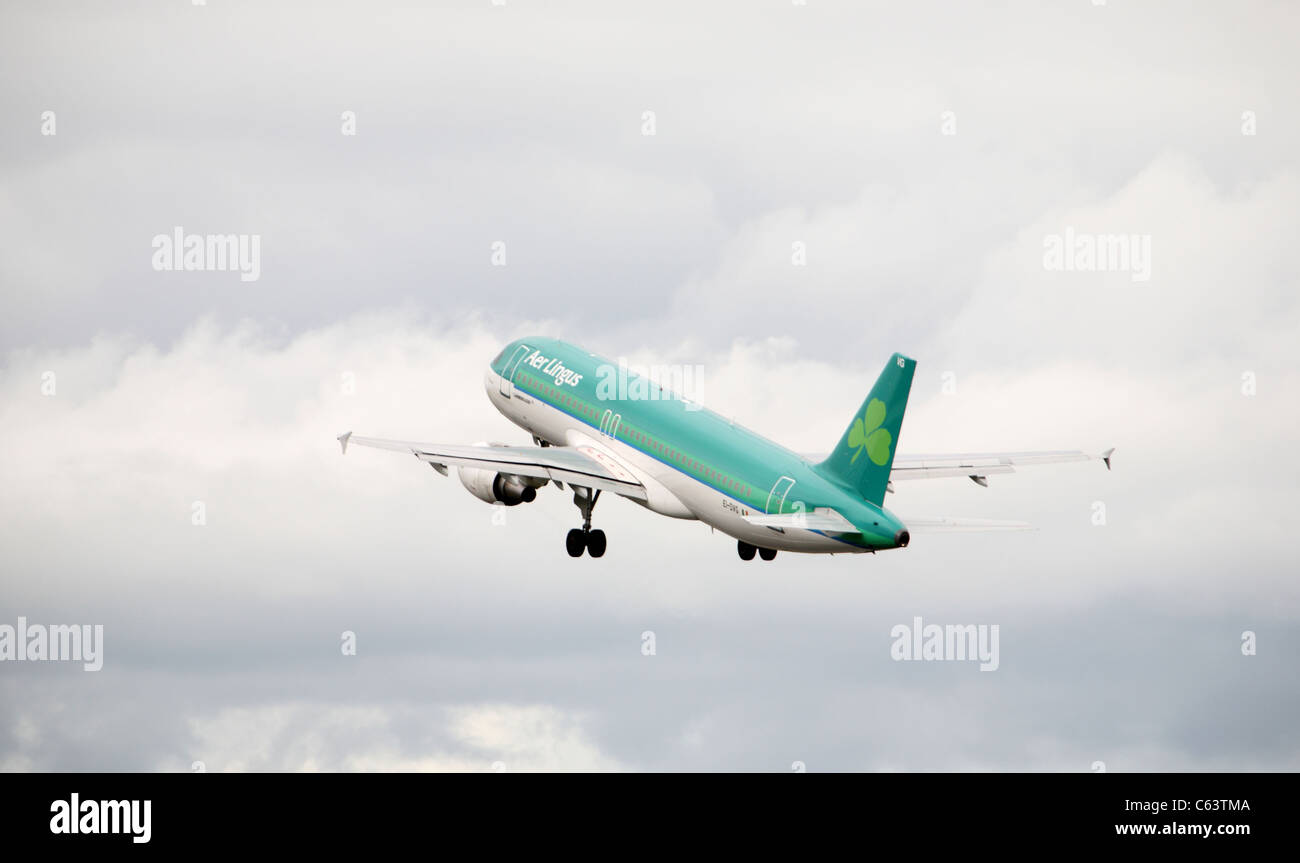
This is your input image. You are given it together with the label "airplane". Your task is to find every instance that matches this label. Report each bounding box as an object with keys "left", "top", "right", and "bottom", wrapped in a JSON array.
[{"left": 337, "top": 337, "right": 1113, "bottom": 560}]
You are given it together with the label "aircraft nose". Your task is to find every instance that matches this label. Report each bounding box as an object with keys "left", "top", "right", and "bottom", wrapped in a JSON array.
[{"left": 894, "top": 529, "right": 910, "bottom": 548}]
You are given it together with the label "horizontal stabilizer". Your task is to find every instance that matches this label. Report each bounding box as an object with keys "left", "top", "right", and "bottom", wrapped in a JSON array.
[
  {"left": 903, "top": 516, "right": 1034, "bottom": 533},
  {"left": 889, "top": 449, "right": 1114, "bottom": 482},
  {"left": 744, "top": 508, "right": 858, "bottom": 533}
]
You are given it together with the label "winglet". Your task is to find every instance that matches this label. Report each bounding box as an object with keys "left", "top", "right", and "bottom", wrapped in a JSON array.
[
  {"left": 338, "top": 431, "right": 353, "bottom": 455},
  {"left": 1101, "top": 447, "right": 1115, "bottom": 470}
]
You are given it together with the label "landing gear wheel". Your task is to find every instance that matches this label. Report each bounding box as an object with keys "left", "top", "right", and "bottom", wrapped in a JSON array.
[
  {"left": 737, "top": 541, "right": 756, "bottom": 561},
  {"left": 566, "top": 529, "right": 586, "bottom": 558},
  {"left": 568, "top": 487, "right": 606, "bottom": 559},
  {"left": 758, "top": 547, "right": 777, "bottom": 561}
]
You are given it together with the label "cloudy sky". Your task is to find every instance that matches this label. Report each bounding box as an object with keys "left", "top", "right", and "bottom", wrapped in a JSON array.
[{"left": 1, "top": 0, "right": 1297, "bottom": 771}]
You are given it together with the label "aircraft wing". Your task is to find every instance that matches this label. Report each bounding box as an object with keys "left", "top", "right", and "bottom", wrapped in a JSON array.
[
  {"left": 888, "top": 448, "right": 1114, "bottom": 484},
  {"left": 336, "top": 432, "right": 648, "bottom": 500}
]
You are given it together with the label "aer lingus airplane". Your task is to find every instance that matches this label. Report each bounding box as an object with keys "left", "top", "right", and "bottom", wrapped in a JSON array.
[{"left": 338, "top": 338, "right": 1112, "bottom": 559}]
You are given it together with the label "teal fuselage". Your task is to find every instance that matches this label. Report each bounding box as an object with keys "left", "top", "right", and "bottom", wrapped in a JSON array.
[{"left": 489, "top": 337, "right": 908, "bottom": 552}]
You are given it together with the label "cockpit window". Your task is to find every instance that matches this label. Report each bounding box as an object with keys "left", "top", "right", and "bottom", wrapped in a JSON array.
[{"left": 491, "top": 346, "right": 509, "bottom": 367}]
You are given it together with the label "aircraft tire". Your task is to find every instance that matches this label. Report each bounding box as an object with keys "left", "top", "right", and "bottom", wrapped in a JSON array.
[
  {"left": 566, "top": 529, "right": 586, "bottom": 558},
  {"left": 586, "top": 529, "right": 607, "bottom": 558}
]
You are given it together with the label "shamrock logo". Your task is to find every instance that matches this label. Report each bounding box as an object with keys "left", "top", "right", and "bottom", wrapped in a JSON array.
[{"left": 847, "top": 398, "right": 891, "bottom": 466}]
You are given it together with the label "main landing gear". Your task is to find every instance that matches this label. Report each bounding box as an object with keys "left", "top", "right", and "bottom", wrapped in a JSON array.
[
  {"left": 566, "top": 488, "right": 606, "bottom": 558},
  {"left": 737, "top": 540, "right": 777, "bottom": 561}
]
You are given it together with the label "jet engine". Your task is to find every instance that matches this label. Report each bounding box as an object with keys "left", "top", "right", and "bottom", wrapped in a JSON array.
[{"left": 457, "top": 467, "right": 544, "bottom": 506}]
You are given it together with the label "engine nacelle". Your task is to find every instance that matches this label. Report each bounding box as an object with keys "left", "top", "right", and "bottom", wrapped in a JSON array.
[{"left": 457, "top": 467, "right": 540, "bottom": 506}]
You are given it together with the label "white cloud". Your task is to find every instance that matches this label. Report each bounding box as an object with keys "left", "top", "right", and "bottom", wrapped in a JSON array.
[{"left": 183, "top": 703, "right": 621, "bottom": 772}]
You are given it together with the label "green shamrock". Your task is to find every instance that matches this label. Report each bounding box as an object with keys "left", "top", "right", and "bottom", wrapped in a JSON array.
[{"left": 847, "top": 398, "right": 891, "bottom": 466}]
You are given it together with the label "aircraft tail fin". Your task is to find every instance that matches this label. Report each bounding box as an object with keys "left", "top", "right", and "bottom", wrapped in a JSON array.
[{"left": 815, "top": 353, "right": 915, "bottom": 506}]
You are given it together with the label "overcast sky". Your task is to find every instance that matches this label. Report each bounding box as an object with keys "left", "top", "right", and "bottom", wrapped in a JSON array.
[{"left": 1, "top": 0, "right": 1297, "bottom": 771}]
